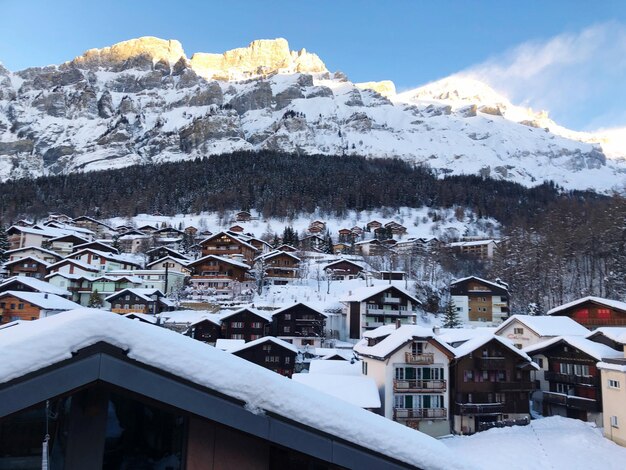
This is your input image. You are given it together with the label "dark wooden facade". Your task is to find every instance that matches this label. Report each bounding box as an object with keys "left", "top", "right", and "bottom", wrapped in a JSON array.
[
  {"left": 187, "top": 319, "right": 222, "bottom": 344},
  {"left": 4, "top": 257, "right": 49, "bottom": 280},
  {"left": 232, "top": 339, "right": 297, "bottom": 377},
  {"left": 199, "top": 233, "right": 257, "bottom": 263},
  {"left": 220, "top": 309, "right": 271, "bottom": 341},
  {"left": 0, "top": 294, "right": 41, "bottom": 323},
  {"left": 450, "top": 277, "right": 509, "bottom": 322},
  {"left": 450, "top": 338, "right": 533, "bottom": 434},
  {"left": 188, "top": 256, "right": 250, "bottom": 282},
  {"left": 107, "top": 290, "right": 163, "bottom": 315},
  {"left": 550, "top": 298, "right": 626, "bottom": 328},
  {"left": 326, "top": 260, "right": 363, "bottom": 280},
  {"left": 271, "top": 304, "right": 326, "bottom": 341},
  {"left": 263, "top": 252, "right": 300, "bottom": 281}
]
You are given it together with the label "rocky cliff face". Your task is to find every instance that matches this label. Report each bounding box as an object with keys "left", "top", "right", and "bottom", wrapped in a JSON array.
[{"left": 0, "top": 36, "right": 624, "bottom": 191}]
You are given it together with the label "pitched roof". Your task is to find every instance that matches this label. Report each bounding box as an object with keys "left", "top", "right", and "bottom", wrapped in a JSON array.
[
  {"left": 256, "top": 250, "right": 301, "bottom": 262},
  {"left": 524, "top": 335, "right": 624, "bottom": 360},
  {"left": 4, "top": 246, "right": 63, "bottom": 260},
  {"left": 292, "top": 373, "right": 381, "bottom": 409},
  {"left": 495, "top": 315, "right": 590, "bottom": 338},
  {"left": 586, "top": 327, "right": 626, "bottom": 344},
  {"left": 270, "top": 302, "right": 328, "bottom": 318},
  {"left": 198, "top": 231, "right": 258, "bottom": 252},
  {"left": 187, "top": 254, "right": 250, "bottom": 270},
  {"left": 229, "top": 336, "right": 299, "bottom": 355},
  {"left": 0, "top": 291, "right": 80, "bottom": 310},
  {"left": 354, "top": 324, "right": 456, "bottom": 359},
  {"left": 0, "top": 310, "right": 467, "bottom": 470},
  {"left": 324, "top": 259, "right": 363, "bottom": 270},
  {"left": 104, "top": 288, "right": 164, "bottom": 302},
  {"left": 3, "top": 256, "right": 51, "bottom": 268},
  {"left": 146, "top": 256, "right": 190, "bottom": 268},
  {"left": 450, "top": 276, "right": 509, "bottom": 291},
  {"left": 452, "top": 334, "right": 536, "bottom": 363},
  {"left": 48, "top": 257, "right": 100, "bottom": 272},
  {"left": 341, "top": 284, "right": 421, "bottom": 305},
  {"left": 220, "top": 307, "right": 272, "bottom": 322},
  {"left": 0, "top": 276, "right": 70, "bottom": 297},
  {"left": 547, "top": 296, "right": 626, "bottom": 316}
]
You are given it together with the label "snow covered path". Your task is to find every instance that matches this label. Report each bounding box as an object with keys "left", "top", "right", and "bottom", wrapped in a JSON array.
[{"left": 444, "top": 416, "right": 626, "bottom": 470}]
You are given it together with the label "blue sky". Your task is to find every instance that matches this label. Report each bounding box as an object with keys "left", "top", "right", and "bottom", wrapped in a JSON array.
[{"left": 1, "top": 0, "right": 625, "bottom": 130}]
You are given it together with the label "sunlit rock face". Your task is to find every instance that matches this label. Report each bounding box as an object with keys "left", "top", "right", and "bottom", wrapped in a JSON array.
[{"left": 0, "top": 36, "right": 624, "bottom": 191}]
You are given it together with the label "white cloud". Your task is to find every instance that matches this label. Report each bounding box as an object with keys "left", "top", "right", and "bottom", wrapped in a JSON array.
[{"left": 460, "top": 22, "right": 626, "bottom": 131}]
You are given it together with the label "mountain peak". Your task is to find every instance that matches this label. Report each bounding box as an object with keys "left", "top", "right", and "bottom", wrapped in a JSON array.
[
  {"left": 399, "top": 75, "right": 511, "bottom": 107},
  {"left": 190, "top": 38, "right": 327, "bottom": 80},
  {"left": 71, "top": 36, "right": 187, "bottom": 68}
]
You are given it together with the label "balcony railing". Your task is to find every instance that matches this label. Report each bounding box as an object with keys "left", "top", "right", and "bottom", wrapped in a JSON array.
[
  {"left": 382, "top": 297, "right": 401, "bottom": 304},
  {"left": 457, "top": 403, "right": 504, "bottom": 414},
  {"left": 393, "top": 407, "right": 447, "bottom": 420},
  {"left": 494, "top": 381, "right": 535, "bottom": 392},
  {"left": 393, "top": 379, "right": 446, "bottom": 392},
  {"left": 542, "top": 392, "right": 599, "bottom": 412},
  {"left": 475, "top": 357, "right": 506, "bottom": 370},
  {"left": 544, "top": 371, "right": 598, "bottom": 386},
  {"left": 112, "top": 308, "right": 149, "bottom": 314},
  {"left": 365, "top": 307, "right": 415, "bottom": 316},
  {"left": 404, "top": 352, "right": 434, "bottom": 365}
]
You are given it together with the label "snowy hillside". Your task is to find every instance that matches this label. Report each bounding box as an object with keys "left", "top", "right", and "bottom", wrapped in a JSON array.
[{"left": 0, "top": 36, "right": 624, "bottom": 191}]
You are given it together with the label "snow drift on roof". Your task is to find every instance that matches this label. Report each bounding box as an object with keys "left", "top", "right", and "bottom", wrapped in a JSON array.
[
  {"left": 292, "top": 373, "right": 381, "bottom": 409},
  {"left": 229, "top": 336, "right": 299, "bottom": 355},
  {"left": 524, "top": 335, "right": 624, "bottom": 360},
  {"left": 0, "top": 310, "right": 470, "bottom": 469},
  {"left": 0, "top": 276, "right": 70, "bottom": 297},
  {"left": 547, "top": 296, "right": 626, "bottom": 316},
  {"left": 495, "top": 315, "right": 590, "bottom": 337},
  {"left": 0, "top": 291, "right": 80, "bottom": 310}
]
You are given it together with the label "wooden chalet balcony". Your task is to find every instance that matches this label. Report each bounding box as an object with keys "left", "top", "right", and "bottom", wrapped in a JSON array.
[
  {"left": 494, "top": 381, "right": 535, "bottom": 392},
  {"left": 475, "top": 357, "right": 506, "bottom": 370},
  {"left": 544, "top": 371, "right": 598, "bottom": 386},
  {"left": 382, "top": 297, "right": 401, "bottom": 304},
  {"left": 542, "top": 392, "right": 599, "bottom": 412},
  {"left": 365, "top": 307, "right": 415, "bottom": 316},
  {"left": 364, "top": 321, "right": 384, "bottom": 328},
  {"left": 404, "top": 352, "right": 434, "bottom": 365},
  {"left": 457, "top": 403, "right": 504, "bottom": 414},
  {"left": 393, "top": 379, "right": 446, "bottom": 392},
  {"left": 393, "top": 407, "right": 447, "bottom": 420},
  {"left": 579, "top": 318, "right": 626, "bottom": 326},
  {"left": 112, "top": 308, "right": 149, "bottom": 314}
]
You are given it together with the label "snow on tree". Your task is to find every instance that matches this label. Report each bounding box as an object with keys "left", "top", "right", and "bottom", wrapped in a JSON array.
[
  {"left": 442, "top": 298, "right": 462, "bottom": 328},
  {"left": 88, "top": 290, "right": 103, "bottom": 308},
  {"left": 0, "top": 226, "right": 9, "bottom": 264},
  {"left": 252, "top": 256, "right": 268, "bottom": 295}
]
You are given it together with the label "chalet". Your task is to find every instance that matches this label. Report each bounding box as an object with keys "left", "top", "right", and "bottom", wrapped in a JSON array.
[
  {"left": 3, "top": 246, "right": 62, "bottom": 264},
  {"left": 394, "top": 238, "right": 436, "bottom": 256},
  {"left": 354, "top": 239, "right": 386, "bottom": 256},
  {"left": 300, "top": 234, "right": 325, "bottom": 251},
  {"left": 73, "top": 275, "right": 143, "bottom": 307},
  {"left": 47, "top": 258, "right": 100, "bottom": 277},
  {"left": 332, "top": 242, "right": 351, "bottom": 254},
  {"left": 324, "top": 259, "right": 364, "bottom": 280},
  {"left": 0, "top": 311, "right": 439, "bottom": 470},
  {"left": 0, "top": 291, "right": 80, "bottom": 323},
  {"left": 137, "top": 224, "right": 159, "bottom": 234},
  {"left": 114, "top": 224, "right": 135, "bottom": 233},
  {"left": 45, "top": 272, "right": 94, "bottom": 303},
  {"left": 154, "top": 226, "right": 185, "bottom": 239},
  {"left": 230, "top": 336, "right": 298, "bottom": 378},
  {"left": 384, "top": 221, "right": 407, "bottom": 236},
  {"left": 256, "top": 250, "right": 301, "bottom": 285},
  {"left": 525, "top": 336, "right": 623, "bottom": 425},
  {"left": 355, "top": 325, "right": 456, "bottom": 437},
  {"left": 597, "top": 335, "right": 626, "bottom": 447},
  {"left": 235, "top": 210, "right": 252, "bottom": 222},
  {"left": 44, "top": 212, "right": 72, "bottom": 223},
  {"left": 49, "top": 234, "right": 90, "bottom": 257},
  {"left": 494, "top": 315, "right": 590, "bottom": 350},
  {"left": 247, "top": 237, "right": 272, "bottom": 254},
  {"left": 117, "top": 234, "right": 151, "bottom": 253},
  {"left": 146, "top": 246, "right": 189, "bottom": 263},
  {"left": 6, "top": 226, "right": 55, "bottom": 250},
  {"left": 3, "top": 256, "right": 50, "bottom": 279},
  {"left": 187, "top": 255, "right": 254, "bottom": 295},
  {"left": 0, "top": 276, "right": 70, "bottom": 298},
  {"left": 276, "top": 244, "right": 298, "bottom": 253},
  {"left": 146, "top": 256, "right": 190, "bottom": 275},
  {"left": 448, "top": 239, "right": 498, "bottom": 260},
  {"left": 72, "top": 240, "right": 119, "bottom": 254},
  {"left": 342, "top": 285, "right": 421, "bottom": 340},
  {"left": 367, "top": 220, "right": 383, "bottom": 231},
  {"left": 198, "top": 232, "right": 258, "bottom": 264},
  {"left": 585, "top": 327, "right": 626, "bottom": 350},
  {"left": 450, "top": 276, "right": 510, "bottom": 325},
  {"left": 228, "top": 224, "right": 245, "bottom": 233},
  {"left": 105, "top": 288, "right": 170, "bottom": 315},
  {"left": 220, "top": 308, "right": 272, "bottom": 341},
  {"left": 270, "top": 303, "right": 328, "bottom": 348},
  {"left": 338, "top": 228, "right": 357, "bottom": 242},
  {"left": 351, "top": 226, "right": 364, "bottom": 236},
  {"left": 449, "top": 334, "right": 536, "bottom": 434},
  {"left": 183, "top": 226, "right": 198, "bottom": 236},
  {"left": 69, "top": 248, "right": 141, "bottom": 272},
  {"left": 38, "top": 222, "right": 95, "bottom": 241},
  {"left": 72, "top": 216, "right": 115, "bottom": 239},
  {"left": 14, "top": 219, "right": 34, "bottom": 227},
  {"left": 547, "top": 296, "right": 626, "bottom": 329},
  {"left": 107, "top": 269, "right": 186, "bottom": 295},
  {"left": 185, "top": 316, "right": 223, "bottom": 344}
]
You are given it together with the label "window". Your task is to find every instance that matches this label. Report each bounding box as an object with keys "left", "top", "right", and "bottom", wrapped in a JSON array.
[
  {"left": 251, "top": 322, "right": 263, "bottom": 329},
  {"left": 284, "top": 357, "right": 291, "bottom": 365},
  {"left": 263, "top": 344, "right": 272, "bottom": 351},
  {"left": 597, "top": 308, "right": 611, "bottom": 319},
  {"left": 609, "top": 379, "right": 621, "bottom": 389},
  {"left": 0, "top": 303, "right": 4, "bottom": 309},
  {"left": 231, "top": 334, "right": 244, "bottom": 339},
  {"left": 537, "top": 358, "right": 544, "bottom": 368},
  {"left": 513, "top": 327, "right": 524, "bottom": 335},
  {"left": 230, "top": 321, "right": 244, "bottom": 328},
  {"left": 250, "top": 334, "right": 261, "bottom": 340},
  {"left": 611, "top": 416, "right": 619, "bottom": 428},
  {"left": 283, "top": 326, "right": 291, "bottom": 333},
  {"left": 464, "top": 370, "right": 474, "bottom": 382},
  {"left": 363, "top": 362, "right": 368, "bottom": 375}
]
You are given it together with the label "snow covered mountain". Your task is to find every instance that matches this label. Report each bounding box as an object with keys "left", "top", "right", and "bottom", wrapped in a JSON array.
[{"left": 0, "top": 36, "right": 624, "bottom": 191}]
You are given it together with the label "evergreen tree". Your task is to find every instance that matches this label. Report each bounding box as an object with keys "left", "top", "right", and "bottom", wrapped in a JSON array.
[
  {"left": 0, "top": 226, "right": 9, "bottom": 264},
  {"left": 88, "top": 290, "right": 103, "bottom": 308},
  {"left": 442, "top": 298, "right": 462, "bottom": 328}
]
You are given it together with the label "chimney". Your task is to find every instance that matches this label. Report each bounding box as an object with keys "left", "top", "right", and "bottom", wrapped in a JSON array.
[
  {"left": 44, "top": 293, "right": 48, "bottom": 299},
  {"left": 433, "top": 326, "right": 441, "bottom": 335},
  {"left": 395, "top": 319, "right": 401, "bottom": 329}
]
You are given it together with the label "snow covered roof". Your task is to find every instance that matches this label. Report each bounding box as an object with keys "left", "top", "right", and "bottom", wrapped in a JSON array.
[
  {"left": 48, "top": 258, "right": 99, "bottom": 272},
  {"left": 308, "top": 359, "right": 362, "bottom": 376},
  {"left": 341, "top": 284, "right": 421, "bottom": 304},
  {"left": 255, "top": 250, "right": 301, "bottom": 262},
  {"left": 124, "top": 312, "right": 158, "bottom": 324},
  {"left": 215, "top": 338, "right": 246, "bottom": 351},
  {"left": 524, "top": 335, "right": 624, "bottom": 361},
  {"left": 187, "top": 254, "right": 251, "bottom": 270},
  {"left": 270, "top": 302, "right": 329, "bottom": 318},
  {"left": 292, "top": 373, "right": 381, "bottom": 409},
  {"left": 597, "top": 360, "right": 626, "bottom": 373},
  {"left": 4, "top": 246, "right": 62, "bottom": 259},
  {"left": 0, "top": 291, "right": 80, "bottom": 310},
  {"left": 495, "top": 315, "right": 590, "bottom": 338},
  {"left": 0, "top": 310, "right": 467, "bottom": 470},
  {"left": 355, "top": 324, "right": 456, "bottom": 359},
  {"left": 104, "top": 288, "right": 164, "bottom": 302},
  {"left": 198, "top": 231, "right": 258, "bottom": 252},
  {"left": 450, "top": 276, "right": 509, "bottom": 291},
  {"left": 146, "top": 256, "right": 190, "bottom": 268},
  {"left": 452, "top": 333, "right": 536, "bottom": 363},
  {"left": 229, "top": 336, "right": 299, "bottom": 355},
  {"left": 3, "top": 256, "right": 51, "bottom": 268},
  {"left": 323, "top": 258, "right": 363, "bottom": 270},
  {"left": 312, "top": 348, "right": 355, "bottom": 361},
  {"left": 159, "top": 310, "right": 218, "bottom": 324},
  {"left": 547, "top": 296, "right": 626, "bottom": 316},
  {"left": 220, "top": 307, "right": 272, "bottom": 322},
  {"left": 449, "top": 239, "right": 497, "bottom": 247},
  {"left": 586, "top": 327, "right": 626, "bottom": 344},
  {"left": 436, "top": 327, "right": 496, "bottom": 345},
  {"left": 70, "top": 248, "right": 142, "bottom": 267},
  {"left": 0, "top": 276, "right": 70, "bottom": 297}
]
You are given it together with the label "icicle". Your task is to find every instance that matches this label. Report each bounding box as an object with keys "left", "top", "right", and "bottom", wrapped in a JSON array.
[{"left": 42, "top": 399, "right": 50, "bottom": 470}]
